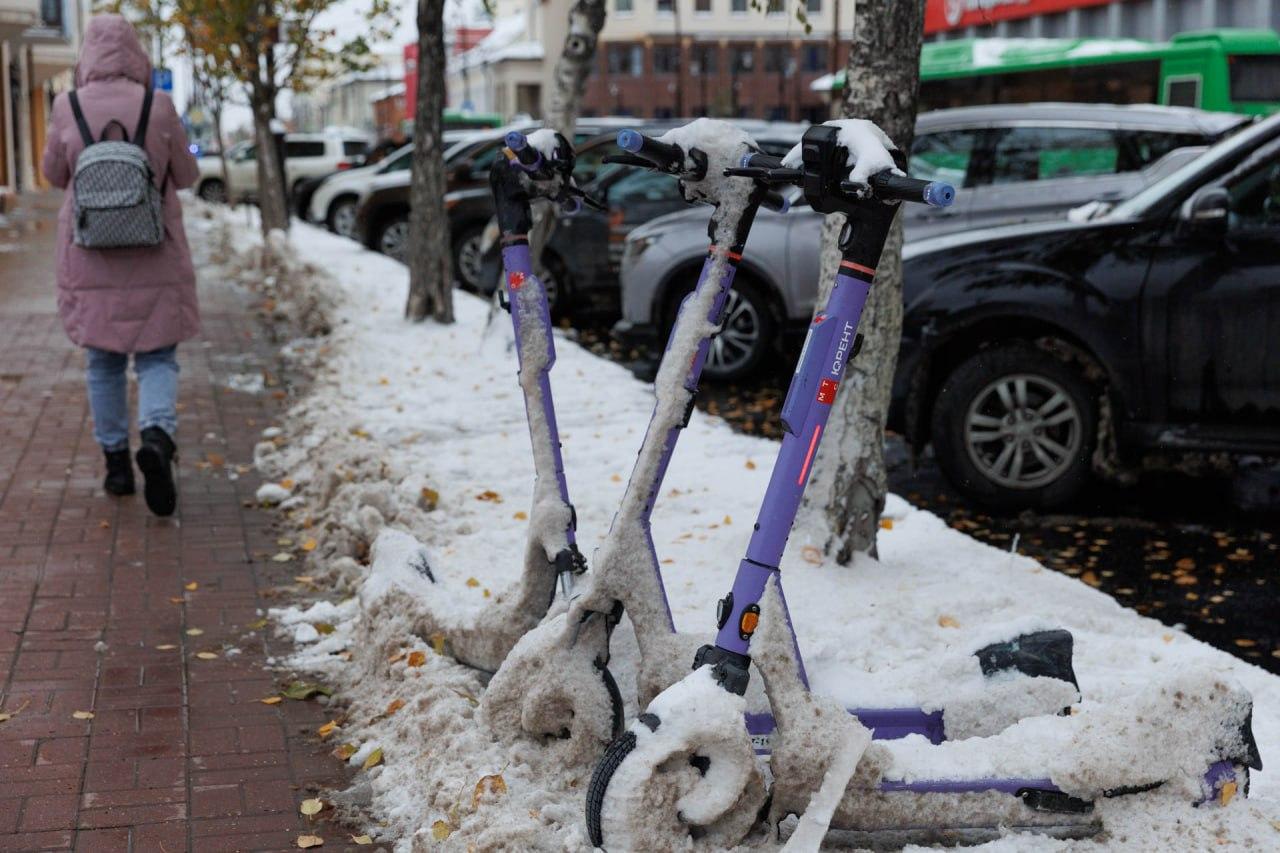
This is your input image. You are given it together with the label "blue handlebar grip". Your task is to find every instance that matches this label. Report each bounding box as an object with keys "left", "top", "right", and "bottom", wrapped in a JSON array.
[
  {"left": 923, "top": 182, "right": 955, "bottom": 208},
  {"left": 617, "top": 129, "right": 644, "bottom": 154},
  {"left": 505, "top": 131, "right": 527, "bottom": 151}
]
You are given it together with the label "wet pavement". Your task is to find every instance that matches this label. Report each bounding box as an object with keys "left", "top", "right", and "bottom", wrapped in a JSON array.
[{"left": 572, "top": 324, "right": 1280, "bottom": 676}]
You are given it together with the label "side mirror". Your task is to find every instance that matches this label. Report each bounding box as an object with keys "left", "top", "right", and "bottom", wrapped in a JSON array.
[{"left": 1179, "top": 187, "right": 1229, "bottom": 238}]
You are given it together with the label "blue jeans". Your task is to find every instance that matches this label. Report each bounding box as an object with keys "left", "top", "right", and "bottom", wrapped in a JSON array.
[{"left": 85, "top": 346, "right": 180, "bottom": 452}]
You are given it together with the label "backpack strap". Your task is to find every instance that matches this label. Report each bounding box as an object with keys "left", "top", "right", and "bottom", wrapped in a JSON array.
[
  {"left": 67, "top": 91, "right": 94, "bottom": 147},
  {"left": 133, "top": 85, "right": 154, "bottom": 149}
]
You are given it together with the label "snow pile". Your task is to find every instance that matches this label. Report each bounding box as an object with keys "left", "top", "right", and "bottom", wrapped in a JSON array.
[{"left": 188, "top": 203, "right": 1280, "bottom": 850}]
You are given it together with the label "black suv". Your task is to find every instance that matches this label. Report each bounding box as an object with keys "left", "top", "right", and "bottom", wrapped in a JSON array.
[{"left": 894, "top": 114, "right": 1280, "bottom": 509}]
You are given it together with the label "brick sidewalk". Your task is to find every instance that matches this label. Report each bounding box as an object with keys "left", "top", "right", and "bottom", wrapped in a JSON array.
[{"left": 1, "top": 197, "right": 349, "bottom": 851}]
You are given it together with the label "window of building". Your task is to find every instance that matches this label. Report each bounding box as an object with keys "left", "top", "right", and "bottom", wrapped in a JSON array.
[
  {"left": 608, "top": 44, "right": 645, "bottom": 77},
  {"left": 616, "top": 0, "right": 633, "bottom": 11},
  {"left": 731, "top": 46, "right": 754, "bottom": 73},
  {"left": 805, "top": 0, "right": 820, "bottom": 11},
  {"left": 657, "top": 0, "right": 673, "bottom": 12},
  {"left": 693, "top": 44, "right": 718, "bottom": 75},
  {"left": 766, "top": 0, "right": 784, "bottom": 12},
  {"left": 767, "top": 105, "right": 788, "bottom": 121},
  {"left": 764, "top": 45, "right": 789, "bottom": 73},
  {"left": 731, "top": 0, "right": 747, "bottom": 12},
  {"left": 654, "top": 45, "right": 680, "bottom": 74},
  {"left": 802, "top": 44, "right": 823, "bottom": 72},
  {"left": 695, "top": 0, "right": 711, "bottom": 11}
]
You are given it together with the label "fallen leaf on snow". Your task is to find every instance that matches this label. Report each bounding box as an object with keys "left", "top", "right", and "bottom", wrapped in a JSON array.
[
  {"left": 301, "top": 538, "right": 318, "bottom": 552},
  {"left": 314, "top": 622, "right": 335, "bottom": 635},
  {"left": 431, "top": 634, "right": 446, "bottom": 656},
  {"left": 745, "top": 459, "right": 756, "bottom": 469},
  {"left": 476, "top": 490, "right": 502, "bottom": 503},
  {"left": 299, "top": 798, "right": 324, "bottom": 816},
  {"left": 431, "top": 820, "right": 452, "bottom": 840},
  {"left": 879, "top": 518, "right": 894, "bottom": 530},
  {"left": 800, "top": 546, "right": 823, "bottom": 565},
  {"left": 419, "top": 487, "right": 439, "bottom": 511},
  {"left": 362, "top": 747, "right": 383, "bottom": 770},
  {"left": 513, "top": 511, "right": 527, "bottom": 520},
  {"left": 937, "top": 615, "right": 960, "bottom": 629},
  {"left": 407, "top": 651, "right": 427, "bottom": 667},
  {"left": 465, "top": 578, "right": 480, "bottom": 588},
  {"left": 472, "top": 773, "right": 508, "bottom": 806},
  {"left": 317, "top": 721, "right": 340, "bottom": 739},
  {"left": 333, "top": 743, "right": 357, "bottom": 760},
  {"left": 387, "top": 650, "right": 406, "bottom": 664}
]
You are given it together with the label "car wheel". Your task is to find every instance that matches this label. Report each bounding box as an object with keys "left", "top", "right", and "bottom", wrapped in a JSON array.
[
  {"left": 667, "top": 277, "right": 776, "bottom": 381},
  {"left": 452, "top": 225, "right": 486, "bottom": 290},
  {"left": 198, "top": 179, "right": 226, "bottom": 204},
  {"left": 327, "top": 197, "right": 358, "bottom": 239},
  {"left": 375, "top": 214, "right": 410, "bottom": 263},
  {"left": 540, "top": 252, "right": 574, "bottom": 321},
  {"left": 931, "top": 344, "right": 1096, "bottom": 510}
]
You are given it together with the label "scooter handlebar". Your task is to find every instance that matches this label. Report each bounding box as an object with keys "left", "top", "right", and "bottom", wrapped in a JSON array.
[
  {"left": 505, "top": 131, "right": 542, "bottom": 170},
  {"left": 862, "top": 172, "right": 955, "bottom": 207},
  {"left": 617, "top": 129, "right": 684, "bottom": 171}
]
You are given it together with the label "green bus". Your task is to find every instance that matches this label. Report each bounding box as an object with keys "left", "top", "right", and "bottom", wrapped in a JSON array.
[
  {"left": 817, "top": 29, "right": 1280, "bottom": 116},
  {"left": 443, "top": 110, "right": 504, "bottom": 130}
]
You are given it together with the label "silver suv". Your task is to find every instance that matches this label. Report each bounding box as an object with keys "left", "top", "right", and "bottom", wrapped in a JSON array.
[{"left": 615, "top": 103, "right": 1249, "bottom": 379}]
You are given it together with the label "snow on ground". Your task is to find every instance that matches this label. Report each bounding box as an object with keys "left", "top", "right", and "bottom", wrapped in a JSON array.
[{"left": 188, "top": 204, "right": 1280, "bottom": 850}]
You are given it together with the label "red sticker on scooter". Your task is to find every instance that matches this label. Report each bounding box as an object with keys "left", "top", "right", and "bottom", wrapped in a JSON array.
[
  {"left": 816, "top": 378, "right": 839, "bottom": 404},
  {"left": 508, "top": 271, "right": 526, "bottom": 289}
]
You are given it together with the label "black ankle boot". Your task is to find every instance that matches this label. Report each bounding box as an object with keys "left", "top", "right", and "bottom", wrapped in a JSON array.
[
  {"left": 136, "top": 427, "right": 178, "bottom": 516},
  {"left": 103, "top": 449, "right": 135, "bottom": 496}
]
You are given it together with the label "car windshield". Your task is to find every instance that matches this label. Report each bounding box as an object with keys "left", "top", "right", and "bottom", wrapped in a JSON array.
[{"left": 1109, "top": 115, "right": 1280, "bottom": 220}]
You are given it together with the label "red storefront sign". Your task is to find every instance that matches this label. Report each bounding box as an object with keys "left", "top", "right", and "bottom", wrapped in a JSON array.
[
  {"left": 925, "top": 0, "right": 1116, "bottom": 33},
  {"left": 404, "top": 43, "right": 418, "bottom": 118}
]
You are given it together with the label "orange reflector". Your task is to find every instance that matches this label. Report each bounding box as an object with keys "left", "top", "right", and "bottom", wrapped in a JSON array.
[
  {"left": 739, "top": 610, "right": 759, "bottom": 635},
  {"left": 1219, "top": 780, "right": 1237, "bottom": 806}
]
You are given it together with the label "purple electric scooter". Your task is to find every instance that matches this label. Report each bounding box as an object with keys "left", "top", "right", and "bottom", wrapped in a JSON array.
[{"left": 585, "top": 122, "right": 1261, "bottom": 848}]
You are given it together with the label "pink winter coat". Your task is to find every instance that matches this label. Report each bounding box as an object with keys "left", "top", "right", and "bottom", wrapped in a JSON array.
[{"left": 42, "top": 14, "right": 200, "bottom": 354}]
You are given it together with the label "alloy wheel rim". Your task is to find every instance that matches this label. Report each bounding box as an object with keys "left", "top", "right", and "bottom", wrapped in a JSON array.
[
  {"left": 457, "top": 236, "right": 484, "bottom": 287},
  {"left": 382, "top": 221, "right": 409, "bottom": 261},
  {"left": 707, "top": 289, "right": 760, "bottom": 375},
  {"left": 332, "top": 202, "right": 356, "bottom": 237},
  {"left": 964, "top": 373, "right": 1082, "bottom": 490}
]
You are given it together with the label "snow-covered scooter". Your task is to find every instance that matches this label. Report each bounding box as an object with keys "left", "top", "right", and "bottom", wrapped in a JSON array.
[
  {"left": 483, "top": 121, "right": 1086, "bottom": 765},
  {"left": 584, "top": 121, "right": 1262, "bottom": 850}
]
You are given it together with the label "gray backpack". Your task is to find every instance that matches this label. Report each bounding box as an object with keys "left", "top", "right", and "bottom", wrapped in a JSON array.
[{"left": 69, "top": 86, "right": 165, "bottom": 249}]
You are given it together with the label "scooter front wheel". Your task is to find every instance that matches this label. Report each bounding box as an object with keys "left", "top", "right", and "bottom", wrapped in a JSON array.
[{"left": 585, "top": 706, "right": 767, "bottom": 850}]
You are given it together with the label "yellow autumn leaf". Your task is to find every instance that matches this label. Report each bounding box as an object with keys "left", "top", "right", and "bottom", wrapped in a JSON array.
[
  {"left": 879, "top": 518, "right": 894, "bottom": 530},
  {"left": 476, "top": 489, "right": 502, "bottom": 502},
  {"left": 272, "top": 552, "right": 294, "bottom": 563},
  {"left": 431, "top": 634, "right": 446, "bottom": 655},
  {"left": 317, "top": 720, "right": 339, "bottom": 739},
  {"left": 937, "top": 615, "right": 960, "bottom": 629},
  {"left": 302, "top": 539, "right": 318, "bottom": 552},
  {"left": 362, "top": 747, "right": 383, "bottom": 770},
  {"left": 407, "top": 651, "right": 427, "bottom": 667},
  {"left": 261, "top": 696, "right": 283, "bottom": 705},
  {"left": 800, "top": 546, "right": 823, "bottom": 565},
  {"left": 169, "top": 597, "right": 185, "bottom": 604},
  {"left": 745, "top": 459, "right": 757, "bottom": 469},
  {"left": 465, "top": 578, "right": 480, "bottom": 588},
  {"left": 0, "top": 713, "right": 10, "bottom": 723},
  {"left": 185, "top": 628, "right": 204, "bottom": 636},
  {"left": 431, "top": 820, "right": 453, "bottom": 840},
  {"left": 72, "top": 710, "right": 95, "bottom": 720},
  {"left": 296, "top": 835, "right": 323, "bottom": 849},
  {"left": 247, "top": 618, "right": 269, "bottom": 630},
  {"left": 385, "top": 698, "right": 405, "bottom": 716},
  {"left": 472, "top": 774, "right": 508, "bottom": 807},
  {"left": 513, "top": 511, "right": 527, "bottom": 520},
  {"left": 610, "top": 473, "right": 621, "bottom": 482},
  {"left": 333, "top": 743, "right": 358, "bottom": 760},
  {"left": 419, "top": 487, "right": 440, "bottom": 511},
  {"left": 294, "top": 575, "right": 315, "bottom": 584},
  {"left": 351, "top": 835, "right": 373, "bottom": 845},
  {"left": 195, "top": 651, "right": 219, "bottom": 660},
  {"left": 387, "top": 650, "right": 406, "bottom": 664},
  {"left": 314, "top": 622, "right": 335, "bottom": 635},
  {"left": 155, "top": 644, "right": 177, "bottom": 651},
  {"left": 280, "top": 479, "right": 295, "bottom": 490},
  {"left": 299, "top": 798, "right": 324, "bottom": 816},
  {"left": 378, "top": 376, "right": 389, "bottom": 385},
  {"left": 184, "top": 581, "right": 199, "bottom": 591}
]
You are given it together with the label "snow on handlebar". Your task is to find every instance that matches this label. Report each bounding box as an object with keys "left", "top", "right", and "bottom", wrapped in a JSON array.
[
  {"left": 617, "top": 129, "right": 685, "bottom": 172},
  {"left": 504, "top": 131, "right": 542, "bottom": 170},
  {"left": 729, "top": 144, "right": 954, "bottom": 207}
]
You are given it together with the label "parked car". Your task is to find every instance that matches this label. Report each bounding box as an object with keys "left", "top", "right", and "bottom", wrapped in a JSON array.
[
  {"left": 616, "top": 103, "right": 1252, "bottom": 379},
  {"left": 194, "top": 129, "right": 372, "bottom": 204},
  {"left": 632, "top": 112, "right": 1280, "bottom": 508},
  {"left": 307, "top": 143, "right": 414, "bottom": 237},
  {"left": 353, "top": 118, "right": 679, "bottom": 271}
]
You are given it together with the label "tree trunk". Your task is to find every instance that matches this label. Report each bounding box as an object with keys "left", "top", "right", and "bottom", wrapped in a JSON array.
[
  {"left": 545, "top": 0, "right": 607, "bottom": 138},
  {"left": 251, "top": 91, "right": 289, "bottom": 234},
  {"left": 212, "top": 100, "right": 229, "bottom": 194},
  {"left": 801, "top": 0, "right": 925, "bottom": 562},
  {"left": 405, "top": 0, "right": 454, "bottom": 323}
]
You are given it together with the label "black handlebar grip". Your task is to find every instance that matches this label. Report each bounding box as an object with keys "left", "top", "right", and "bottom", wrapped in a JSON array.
[
  {"left": 738, "top": 152, "right": 785, "bottom": 171},
  {"left": 617, "top": 129, "right": 684, "bottom": 170},
  {"left": 865, "top": 171, "right": 955, "bottom": 207},
  {"left": 761, "top": 191, "right": 790, "bottom": 213}
]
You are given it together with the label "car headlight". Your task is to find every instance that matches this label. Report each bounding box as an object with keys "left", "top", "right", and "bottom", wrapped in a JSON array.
[{"left": 626, "top": 233, "right": 659, "bottom": 261}]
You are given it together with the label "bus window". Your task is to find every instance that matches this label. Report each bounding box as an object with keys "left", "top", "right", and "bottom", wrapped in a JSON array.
[
  {"left": 909, "top": 131, "right": 982, "bottom": 188},
  {"left": 1118, "top": 131, "right": 1209, "bottom": 171},
  {"left": 990, "top": 127, "right": 1118, "bottom": 184},
  {"left": 1165, "top": 76, "right": 1201, "bottom": 108},
  {"left": 1230, "top": 56, "right": 1280, "bottom": 103}
]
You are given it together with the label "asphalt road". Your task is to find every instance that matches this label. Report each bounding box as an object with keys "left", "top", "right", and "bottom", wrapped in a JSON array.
[{"left": 572, "top": 324, "right": 1280, "bottom": 676}]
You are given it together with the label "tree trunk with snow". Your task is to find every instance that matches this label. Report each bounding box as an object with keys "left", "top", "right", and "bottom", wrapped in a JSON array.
[
  {"left": 250, "top": 90, "right": 289, "bottom": 235},
  {"left": 801, "top": 0, "right": 925, "bottom": 561},
  {"left": 545, "top": 0, "right": 606, "bottom": 138},
  {"left": 405, "top": 0, "right": 455, "bottom": 323}
]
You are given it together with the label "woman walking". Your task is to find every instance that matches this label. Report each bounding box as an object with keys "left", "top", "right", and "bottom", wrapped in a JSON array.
[{"left": 42, "top": 14, "right": 200, "bottom": 516}]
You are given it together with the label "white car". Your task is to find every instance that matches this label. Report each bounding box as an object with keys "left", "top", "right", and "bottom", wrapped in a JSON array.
[
  {"left": 308, "top": 144, "right": 413, "bottom": 237},
  {"left": 194, "top": 130, "right": 372, "bottom": 204}
]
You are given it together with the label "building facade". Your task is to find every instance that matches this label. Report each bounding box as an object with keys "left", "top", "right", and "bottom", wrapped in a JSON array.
[{"left": 1, "top": 0, "right": 82, "bottom": 207}]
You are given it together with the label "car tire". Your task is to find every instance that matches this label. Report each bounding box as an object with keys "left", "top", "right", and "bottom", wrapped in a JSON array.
[
  {"left": 197, "top": 178, "right": 226, "bottom": 204},
  {"left": 931, "top": 344, "right": 1096, "bottom": 510},
  {"left": 374, "top": 214, "right": 410, "bottom": 263},
  {"left": 452, "top": 224, "right": 487, "bottom": 291},
  {"left": 326, "top": 197, "right": 359, "bottom": 239},
  {"left": 541, "top": 252, "right": 574, "bottom": 321},
  {"left": 665, "top": 275, "right": 776, "bottom": 381}
]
